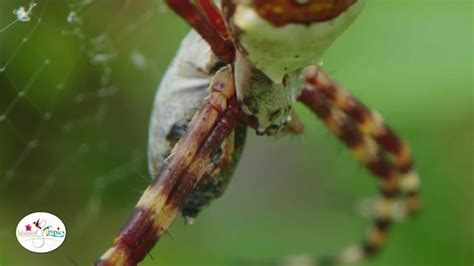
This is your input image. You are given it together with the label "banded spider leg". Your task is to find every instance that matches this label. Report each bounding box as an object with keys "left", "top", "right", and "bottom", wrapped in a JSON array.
[
  {"left": 96, "top": 66, "right": 240, "bottom": 265},
  {"left": 293, "top": 66, "right": 421, "bottom": 264},
  {"left": 302, "top": 66, "right": 421, "bottom": 215}
]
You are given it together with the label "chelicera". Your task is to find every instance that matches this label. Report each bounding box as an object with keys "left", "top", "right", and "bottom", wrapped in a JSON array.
[{"left": 96, "top": 1, "right": 421, "bottom": 265}]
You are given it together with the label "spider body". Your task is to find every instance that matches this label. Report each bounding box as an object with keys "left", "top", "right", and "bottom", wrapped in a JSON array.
[
  {"left": 225, "top": 0, "right": 366, "bottom": 135},
  {"left": 97, "top": 1, "right": 421, "bottom": 265},
  {"left": 225, "top": 0, "right": 366, "bottom": 82},
  {"left": 157, "top": 1, "right": 368, "bottom": 137}
]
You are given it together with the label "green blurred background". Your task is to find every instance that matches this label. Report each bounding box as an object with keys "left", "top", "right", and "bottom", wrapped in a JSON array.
[{"left": 0, "top": 0, "right": 472, "bottom": 265}]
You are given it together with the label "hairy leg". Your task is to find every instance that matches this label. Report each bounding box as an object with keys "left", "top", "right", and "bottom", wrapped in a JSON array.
[
  {"left": 166, "top": 0, "right": 235, "bottom": 63},
  {"left": 303, "top": 66, "right": 421, "bottom": 213},
  {"left": 282, "top": 66, "right": 420, "bottom": 265},
  {"left": 299, "top": 88, "right": 399, "bottom": 264},
  {"left": 96, "top": 66, "right": 240, "bottom": 265}
]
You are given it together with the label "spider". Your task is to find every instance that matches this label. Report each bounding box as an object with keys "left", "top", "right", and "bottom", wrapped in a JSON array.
[{"left": 96, "top": 1, "right": 421, "bottom": 265}]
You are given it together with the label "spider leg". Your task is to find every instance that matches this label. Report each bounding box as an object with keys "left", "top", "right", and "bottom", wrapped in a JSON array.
[
  {"left": 165, "top": 1, "right": 235, "bottom": 63},
  {"left": 205, "top": 130, "right": 236, "bottom": 178},
  {"left": 281, "top": 110, "right": 305, "bottom": 135},
  {"left": 181, "top": 124, "right": 247, "bottom": 220},
  {"left": 96, "top": 66, "right": 240, "bottom": 265},
  {"left": 195, "top": 0, "right": 230, "bottom": 40},
  {"left": 180, "top": 133, "right": 237, "bottom": 222},
  {"left": 303, "top": 66, "right": 421, "bottom": 214},
  {"left": 299, "top": 88, "right": 399, "bottom": 264},
  {"left": 284, "top": 66, "right": 421, "bottom": 265}
]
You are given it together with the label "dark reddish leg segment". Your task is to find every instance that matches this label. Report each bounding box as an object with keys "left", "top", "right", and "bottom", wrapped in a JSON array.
[
  {"left": 196, "top": 0, "right": 230, "bottom": 39},
  {"left": 166, "top": 0, "right": 235, "bottom": 63},
  {"left": 95, "top": 66, "right": 239, "bottom": 265}
]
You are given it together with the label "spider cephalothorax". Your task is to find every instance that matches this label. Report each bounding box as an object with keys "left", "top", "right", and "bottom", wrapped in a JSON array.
[
  {"left": 222, "top": 0, "right": 366, "bottom": 134},
  {"left": 96, "top": 1, "right": 420, "bottom": 265}
]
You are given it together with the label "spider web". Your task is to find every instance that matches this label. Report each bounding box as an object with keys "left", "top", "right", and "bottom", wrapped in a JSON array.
[{"left": 0, "top": 1, "right": 177, "bottom": 259}]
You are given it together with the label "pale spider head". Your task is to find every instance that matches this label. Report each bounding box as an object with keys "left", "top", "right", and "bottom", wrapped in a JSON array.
[
  {"left": 223, "top": 0, "right": 366, "bottom": 82},
  {"left": 222, "top": 0, "right": 366, "bottom": 135}
]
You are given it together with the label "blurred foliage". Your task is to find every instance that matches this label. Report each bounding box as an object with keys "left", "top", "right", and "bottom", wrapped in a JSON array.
[{"left": 0, "top": 0, "right": 472, "bottom": 265}]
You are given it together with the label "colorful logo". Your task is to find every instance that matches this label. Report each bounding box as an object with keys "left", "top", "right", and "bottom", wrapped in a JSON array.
[{"left": 16, "top": 212, "right": 66, "bottom": 253}]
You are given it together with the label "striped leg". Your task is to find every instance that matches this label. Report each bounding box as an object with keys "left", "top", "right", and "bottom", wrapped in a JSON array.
[
  {"left": 96, "top": 66, "right": 240, "bottom": 265},
  {"left": 303, "top": 66, "right": 421, "bottom": 214},
  {"left": 166, "top": 0, "right": 235, "bottom": 63},
  {"left": 280, "top": 66, "right": 421, "bottom": 265},
  {"left": 298, "top": 87, "right": 399, "bottom": 265}
]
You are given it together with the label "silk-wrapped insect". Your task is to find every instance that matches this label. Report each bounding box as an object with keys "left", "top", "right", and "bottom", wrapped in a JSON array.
[{"left": 97, "top": 1, "right": 421, "bottom": 265}]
